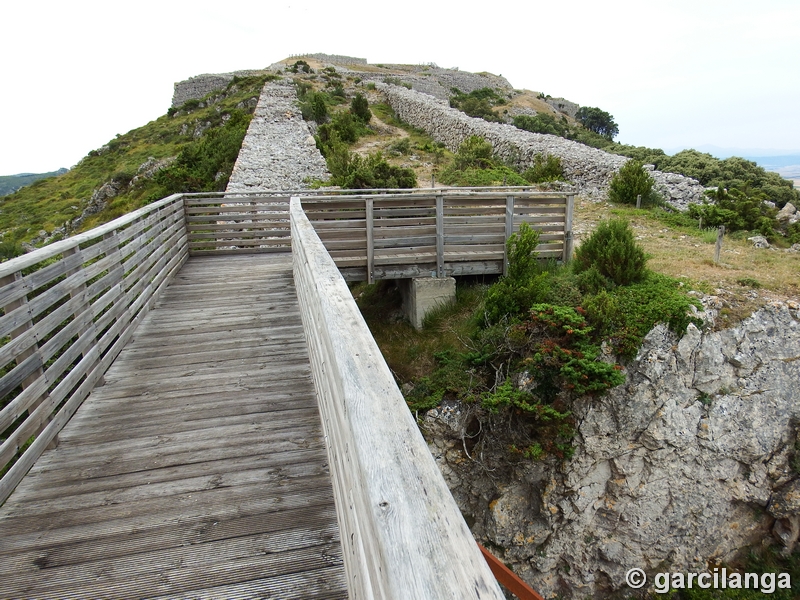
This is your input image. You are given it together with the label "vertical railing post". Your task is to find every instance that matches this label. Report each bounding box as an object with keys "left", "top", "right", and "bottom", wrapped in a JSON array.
[
  {"left": 365, "top": 198, "right": 374, "bottom": 284},
  {"left": 504, "top": 195, "right": 515, "bottom": 277},
  {"left": 182, "top": 194, "right": 192, "bottom": 256},
  {"left": 563, "top": 194, "right": 575, "bottom": 263},
  {"left": 714, "top": 225, "right": 725, "bottom": 264},
  {"left": 435, "top": 194, "right": 444, "bottom": 278}
]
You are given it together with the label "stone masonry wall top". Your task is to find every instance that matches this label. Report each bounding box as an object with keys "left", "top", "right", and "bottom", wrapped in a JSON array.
[{"left": 226, "top": 81, "right": 329, "bottom": 192}]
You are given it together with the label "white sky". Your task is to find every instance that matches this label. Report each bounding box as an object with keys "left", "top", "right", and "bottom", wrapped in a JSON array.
[{"left": 1, "top": 0, "right": 799, "bottom": 174}]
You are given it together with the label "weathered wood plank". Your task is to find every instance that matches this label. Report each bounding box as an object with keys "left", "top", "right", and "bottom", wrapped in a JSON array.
[{"left": 0, "top": 252, "right": 346, "bottom": 600}]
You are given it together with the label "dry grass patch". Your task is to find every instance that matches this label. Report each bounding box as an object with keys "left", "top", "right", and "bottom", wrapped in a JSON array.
[{"left": 573, "top": 196, "right": 799, "bottom": 313}]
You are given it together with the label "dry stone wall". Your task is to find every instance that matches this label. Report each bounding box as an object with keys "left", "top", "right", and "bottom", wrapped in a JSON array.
[
  {"left": 359, "top": 68, "right": 512, "bottom": 102},
  {"left": 424, "top": 302, "right": 800, "bottom": 598},
  {"left": 225, "top": 81, "right": 328, "bottom": 192},
  {"left": 171, "top": 71, "right": 269, "bottom": 108},
  {"left": 289, "top": 53, "right": 367, "bottom": 66},
  {"left": 379, "top": 84, "right": 706, "bottom": 209}
]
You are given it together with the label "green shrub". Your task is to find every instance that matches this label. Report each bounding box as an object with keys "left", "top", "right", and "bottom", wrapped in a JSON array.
[
  {"left": 350, "top": 93, "right": 371, "bottom": 123},
  {"left": 517, "top": 304, "right": 625, "bottom": 398},
  {"left": 608, "top": 160, "right": 658, "bottom": 206},
  {"left": 326, "top": 147, "right": 416, "bottom": 189},
  {"left": 522, "top": 154, "right": 564, "bottom": 183},
  {"left": 453, "top": 136, "right": 494, "bottom": 170},
  {"left": 300, "top": 91, "right": 329, "bottom": 124},
  {"left": 688, "top": 185, "right": 777, "bottom": 236},
  {"left": 449, "top": 87, "right": 507, "bottom": 123},
  {"left": 788, "top": 222, "right": 800, "bottom": 244},
  {"left": 574, "top": 218, "right": 647, "bottom": 286},
  {"left": 154, "top": 109, "right": 251, "bottom": 194},
  {"left": 583, "top": 272, "right": 703, "bottom": 358},
  {"left": 387, "top": 138, "right": 412, "bottom": 155},
  {"left": 513, "top": 114, "right": 568, "bottom": 137},
  {"left": 316, "top": 111, "right": 368, "bottom": 148},
  {"left": 484, "top": 273, "right": 551, "bottom": 325},
  {"left": 484, "top": 223, "right": 550, "bottom": 324},
  {"left": 506, "top": 222, "right": 541, "bottom": 282}
]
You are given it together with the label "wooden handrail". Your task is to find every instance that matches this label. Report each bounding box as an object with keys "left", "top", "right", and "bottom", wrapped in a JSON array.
[
  {"left": 290, "top": 196, "right": 505, "bottom": 599},
  {"left": 478, "top": 543, "right": 546, "bottom": 600},
  {"left": 0, "top": 194, "right": 188, "bottom": 504},
  {"left": 183, "top": 190, "right": 574, "bottom": 279}
]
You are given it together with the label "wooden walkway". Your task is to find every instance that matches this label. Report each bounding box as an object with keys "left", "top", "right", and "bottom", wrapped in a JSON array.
[{"left": 0, "top": 254, "right": 347, "bottom": 599}]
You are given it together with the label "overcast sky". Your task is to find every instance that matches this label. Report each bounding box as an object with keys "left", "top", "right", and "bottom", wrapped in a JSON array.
[{"left": 1, "top": 0, "right": 798, "bottom": 175}]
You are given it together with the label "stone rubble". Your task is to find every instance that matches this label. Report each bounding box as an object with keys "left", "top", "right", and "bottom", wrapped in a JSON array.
[
  {"left": 225, "top": 81, "right": 329, "bottom": 193},
  {"left": 423, "top": 304, "right": 800, "bottom": 598},
  {"left": 378, "top": 83, "right": 707, "bottom": 210}
]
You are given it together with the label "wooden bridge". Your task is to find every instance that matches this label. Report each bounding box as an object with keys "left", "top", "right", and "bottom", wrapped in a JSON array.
[{"left": 0, "top": 189, "right": 569, "bottom": 599}]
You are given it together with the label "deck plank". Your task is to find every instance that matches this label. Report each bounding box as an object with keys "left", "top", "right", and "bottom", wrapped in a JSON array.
[{"left": 0, "top": 253, "right": 347, "bottom": 600}]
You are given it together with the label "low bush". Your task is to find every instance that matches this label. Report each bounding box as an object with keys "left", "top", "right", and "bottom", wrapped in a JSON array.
[
  {"left": 574, "top": 218, "right": 647, "bottom": 286},
  {"left": 688, "top": 185, "right": 778, "bottom": 237},
  {"left": 350, "top": 93, "right": 371, "bottom": 123},
  {"left": 584, "top": 272, "right": 703, "bottom": 358},
  {"left": 513, "top": 114, "right": 569, "bottom": 137},
  {"left": 450, "top": 87, "right": 507, "bottom": 123},
  {"left": 326, "top": 147, "right": 416, "bottom": 189},
  {"left": 522, "top": 154, "right": 564, "bottom": 183},
  {"left": 299, "top": 91, "right": 329, "bottom": 124},
  {"left": 153, "top": 109, "right": 251, "bottom": 194},
  {"left": 608, "top": 160, "right": 658, "bottom": 206}
]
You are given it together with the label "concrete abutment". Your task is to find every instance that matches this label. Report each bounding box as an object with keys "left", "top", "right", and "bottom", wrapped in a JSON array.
[{"left": 399, "top": 277, "right": 457, "bottom": 330}]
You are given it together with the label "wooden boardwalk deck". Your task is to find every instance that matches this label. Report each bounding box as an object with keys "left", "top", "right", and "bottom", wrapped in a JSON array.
[{"left": 0, "top": 254, "right": 347, "bottom": 600}]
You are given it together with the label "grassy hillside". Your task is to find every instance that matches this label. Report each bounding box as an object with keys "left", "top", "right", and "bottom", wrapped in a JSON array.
[{"left": 0, "top": 74, "right": 271, "bottom": 257}]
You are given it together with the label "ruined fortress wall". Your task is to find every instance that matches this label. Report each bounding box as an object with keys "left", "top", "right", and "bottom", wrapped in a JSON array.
[
  {"left": 379, "top": 83, "right": 706, "bottom": 208},
  {"left": 171, "top": 70, "right": 269, "bottom": 108}
]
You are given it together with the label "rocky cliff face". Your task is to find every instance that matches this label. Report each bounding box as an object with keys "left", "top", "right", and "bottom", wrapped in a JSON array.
[{"left": 423, "top": 302, "right": 800, "bottom": 598}]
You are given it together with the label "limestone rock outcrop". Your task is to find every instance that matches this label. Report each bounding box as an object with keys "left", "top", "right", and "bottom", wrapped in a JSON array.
[{"left": 423, "top": 304, "right": 800, "bottom": 598}]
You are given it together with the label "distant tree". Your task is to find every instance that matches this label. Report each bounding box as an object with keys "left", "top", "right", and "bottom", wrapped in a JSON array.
[{"left": 576, "top": 106, "right": 619, "bottom": 140}]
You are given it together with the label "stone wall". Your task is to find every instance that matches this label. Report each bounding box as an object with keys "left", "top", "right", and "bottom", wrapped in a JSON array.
[
  {"left": 360, "top": 68, "right": 512, "bottom": 102},
  {"left": 290, "top": 53, "right": 368, "bottom": 66},
  {"left": 424, "top": 301, "right": 800, "bottom": 598},
  {"left": 379, "top": 83, "right": 706, "bottom": 209},
  {"left": 171, "top": 70, "right": 269, "bottom": 108},
  {"left": 545, "top": 97, "right": 580, "bottom": 119},
  {"left": 225, "top": 81, "right": 329, "bottom": 192}
]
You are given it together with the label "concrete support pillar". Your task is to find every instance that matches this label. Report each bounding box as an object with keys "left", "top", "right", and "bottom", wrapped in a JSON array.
[{"left": 399, "top": 277, "right": 456, "bottom": 330}]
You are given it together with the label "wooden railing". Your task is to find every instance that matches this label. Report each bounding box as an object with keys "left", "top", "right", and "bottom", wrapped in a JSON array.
[
  {"left": 1, "top": 188, "right": 551, "bottom": 596},
  {"left": 290, "top": 196, "right": 506, "bottom": 599},
  {"left": 0, "top": 194, "right": 187, "bottom": 504},
  {"left": 185, "top": 190, "right": 574, "bottom": 283}
]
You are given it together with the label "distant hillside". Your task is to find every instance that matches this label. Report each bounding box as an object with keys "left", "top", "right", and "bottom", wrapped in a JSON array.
[
  {"left": 0, "top": 169, "right": 68, "bottom": 196},
  {"left": 0, "top": 74, "right": 270, "bottom": 257}
]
